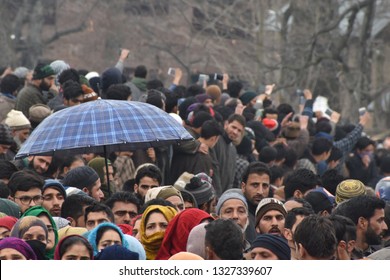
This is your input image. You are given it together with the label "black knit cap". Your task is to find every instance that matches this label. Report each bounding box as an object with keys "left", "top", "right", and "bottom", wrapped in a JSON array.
[
  {"left": 0, "top": 124, "right": 13, "bottom": 145},
  {"left": 251, "top": 234, "right": 291, "bottom": 260},
  {"left": 62, "top": 166, "right": 99, "bottom": 189}
]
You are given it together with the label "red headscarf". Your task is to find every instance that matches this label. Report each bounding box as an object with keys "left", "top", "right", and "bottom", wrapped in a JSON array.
[{"left": 155, "top": 208, "right": 213, "bottom": 260}]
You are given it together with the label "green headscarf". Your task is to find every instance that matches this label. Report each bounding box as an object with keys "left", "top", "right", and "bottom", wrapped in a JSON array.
[{"left": 21, "top": 206, "right": 59, "bottom": 259}]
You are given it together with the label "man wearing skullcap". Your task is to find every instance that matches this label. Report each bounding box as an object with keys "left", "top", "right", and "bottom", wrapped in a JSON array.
[{"left": 335, "top": 179, "right": 367, "bottom": 204}]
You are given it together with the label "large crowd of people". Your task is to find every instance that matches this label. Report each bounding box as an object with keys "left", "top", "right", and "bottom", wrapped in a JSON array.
[{"left": 0, "top": 48, "right": 389, "bottom": 260}]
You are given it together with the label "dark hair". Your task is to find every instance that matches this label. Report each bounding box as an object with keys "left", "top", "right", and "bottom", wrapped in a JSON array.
[
  {"left": 135, "top": 165, "right": 162, "bottom": 185},
  {"left": 284, "top": 207, "right": 314, "bottom": 229},
  {"left": 273, "top": 143, "right": 287, "bottom": 162},
  {"left": 321, "top": 169, "right": 344, "bottom": 195},
  {"left": 315, "top": 119, "right": 332, "bottom": 134},
  {"left": 294, "top": 215, "right": 337, "bottom": 259},
  {"left": 241, "top": 162, "right": 271, "bottom": 184},
  {"left": 200, "top": 120, "right": 224, "bottom": 139},
  {"left": 227, "top": 81, "right": 243, "bottom": 98},
  {"left": 106, "top": 84, "right": 132, "bottom": 100},
  {"left": 0, "top": 160, "right": 19, "bottom": 180},
  {"left": 58, "top": 155, "right": 84, "bottom": 176},
  {"left": 205, "top": 219, "right": 243, "bottom": 260},
  {"left": 59, "top": 235, "right": 93, "bottom": 259},
  {"left": 311, "top": 138, "right": 333, "bottom": 156},
  {"left": 285, "top": 197, "right": 314, "bottom": 212},
  {"left": 269, "top": 166, "right": 284, "bottom": 185},
  {"left": 227, "top": 114, "right": 246, "bottom": 128},
  {"left": 61, "top": 194, "right": 95, "bottom": 220},
  {"left": 329, "top": 214, "right": 356, "bottom": 244},
  {"left": 284, "top": 169, "right": 318, "bottom": 200},
  {"left": 8, "top": 170, "right": 44, "bottom": 197},
  {"left": 62, "top": 80, "right": 83, "bottom": 101},
  {"left": 258, "top": 146, "right": 277, "bottom": 164},
  {"left": 283, "top": 148, "right": 298, "bottom": 170},
  {"left": 104, "top": 191, "right": 140, "bottom": 213},
  {"left": 0, "top": 181, "right": 10, "bottom": 198},
  {"left": 380, "top": 155, "right": 390, "bottom": 174},
  {"left": 0, "top": 74, "right": 20, "bottom": 93},
  {"left": 355, "top": 137, "right": 375, "bottom": 151},
  {"left": 327, "top": 146, "right": 343, "bottom": 163},
  {"left": 332, "top": 195, "right": 386, "bottom": 225},
  {"left": 139, "top": 198, "right": 175, "bottom": 214},
  {"left": 185, "top": 84, "right": 205, "bottom": 98},
  {"left": 146, "top": 79, "right": 163, "bottom": 90},
  {"left": 84, "top": 203, "right": 114, "bottom": 224},
  {"left": 191, "top": 111, "right": 213, "bottom": 129},
  {"left": 58, "top": 68, "right": 80, "bottom": 85},
  {"left": 134, "top": 65, "right": 147, "bottom": 78}
]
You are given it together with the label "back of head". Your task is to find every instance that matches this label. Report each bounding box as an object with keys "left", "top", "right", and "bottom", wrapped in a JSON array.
[
  {"left": 328, "top": 214, "right": 356, "bottom": 244},
  {"left": 227, "top": 80, "right": 243, "bottom": 98},
  {"left": 284, "top": 169, "right": 318, "bottom": 200},
  {"left": 58, "top": 68, "right": 80, "bottom": 85},
  {"left": 259, "top": 146, "right": 277, "bottom": 164},
  {"left": 200, "top": 119, "right": 223, "bottom": 139},
  {"left": 1, "top": 74, "right": 20, "bottom": 94},
  {"left": 305, "top": 191, "right": 333, "bottom": 215},
  {"left": 294, "top": 215, "right": 337, "bottom": 259},
  {"left": 60, "top": 194, "right": 95, "bottom": 220},
  {"left": 311, "top": 137, "right": 333, "bottom": 156},
  {"left": 106, "top": 84, "right": 132, "bottom": 101},
  {"left": 205, "top": 219, "right": 243, "bottom": 260},
  {"left": 134, "top": 65, "right": 147, "bottom": 78},
  {"left": 62, "top": 80, "right": 83, "bottom": 101},
  {"left": 62, "top": 166, "right": 99, "bottom": 191},
  {"left": 321, "top": 169, "right": 344, "bottom": 196}
]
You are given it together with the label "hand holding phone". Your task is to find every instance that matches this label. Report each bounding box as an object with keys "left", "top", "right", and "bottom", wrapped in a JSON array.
[
  {"left": 168, "top": 68, "right": 176, "bottom": 76},
  {"left": 358, "top": 107, "right": 367, "bottom": 116}
]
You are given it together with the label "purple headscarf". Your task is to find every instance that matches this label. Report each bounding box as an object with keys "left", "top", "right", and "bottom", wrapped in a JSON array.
[{"left": 0, "top": 237, "right": 37, "bottom": 260}]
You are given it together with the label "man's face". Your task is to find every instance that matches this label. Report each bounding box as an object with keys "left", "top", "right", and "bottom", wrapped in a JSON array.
[
  {"left": 29, "top": 156, "right": 52, "bottom": 174},
  {"left": 12, "top": 188, "right": 42, "bottom": 214},
  {"left": 111, "top": 201, "right": 138, "bottom": 225},
  {"left": 39, "top": 76, "right": 54, "bottom": 91},
  {"left": 224, "top": 120, "right": 244, "bottom": 142},
  {"left": 42, "top": 187, "right": 64, "bottom": 217},
  {"left": 366, "top": 208, "right": 388, "bottom": 245},
  {"left": 256, "top": 210, "right": 285, "bottom": 236},
  {"left": 65, "top": 95, "right": 84, "bottom": 107},
  {"left": 134, "top": 176, "right": 159, "bottom": 199},
  {"left": 14, "top": 128, "right": 30, "bottom": 143},
  {"left": 241, "top": 173, "right": 270, "bottom": 206},
  {"left": 250, "top": 247, "right": 279, "bottom": 260},
  {"left": 219, "top": 198, "right": 248, "bottom": 230},
  {"left": 85, "top": 211, "right": 110, "bottom": 231},
  {"left": 87, "top": 179, "right": 104, "bottom": 202}
]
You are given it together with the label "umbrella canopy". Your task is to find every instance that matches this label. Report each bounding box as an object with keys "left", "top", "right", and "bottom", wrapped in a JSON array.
[{"left": 16, "top": 99, "right": 193, "bottom": 158}]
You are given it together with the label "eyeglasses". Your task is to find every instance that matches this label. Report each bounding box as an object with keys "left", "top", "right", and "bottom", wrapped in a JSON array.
[
  {"left": 14, "top": 195, "right": 43, "bottom": 205},
  {"left": 114, "top": 210, "right": 138, "bottom": 219}
]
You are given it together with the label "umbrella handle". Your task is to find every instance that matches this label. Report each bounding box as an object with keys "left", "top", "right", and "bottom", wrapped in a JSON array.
[{"left": 104, "top": 146, "right": 111, "bottom": 197}]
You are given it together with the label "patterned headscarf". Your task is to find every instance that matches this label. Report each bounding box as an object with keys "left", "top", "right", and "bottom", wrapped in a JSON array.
[{"left": 140, "top": 205, "right": 177, "bottom": 260}]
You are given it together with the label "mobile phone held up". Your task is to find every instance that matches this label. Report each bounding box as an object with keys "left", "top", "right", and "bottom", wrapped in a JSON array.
[
  {"left": 167, "top": 68, "right": 176, "bottom": 76},
  {"left": 198, "top": 74, "right": 210, "bottom": 83},
  {"left": 214, "top": 73, "right": 223, "bottom": 81},
  {"left": 358, "top": 107, "right": 367, "bottom": 116}
]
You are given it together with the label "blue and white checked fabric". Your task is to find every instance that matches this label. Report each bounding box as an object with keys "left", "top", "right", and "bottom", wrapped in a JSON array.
[{"left": 16, "top": 100, "right": 193, "bottom": 158}]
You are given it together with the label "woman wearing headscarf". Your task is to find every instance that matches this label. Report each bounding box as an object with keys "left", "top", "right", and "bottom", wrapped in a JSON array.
[
  {"left": 155, "top": 208, "right": 213, "bottom": 260},
  {"left": 10, "top": 216, "right": 49, "bottom": 260},
  {"left": 87, "top": 222, "right": 129, "bottom": 257},
  {"left": 0, "top": 216, "right": 18, "bottom": 240},
  {"left": 21, "top": 205, "right": 59, "bottom": 259},
  {"left": 54, "top": 235, "right": 94, "bottom": 260},
  {"left": 0, "top": 237, "right": 37, "bottom": 260},
  {"left": 140, "top": 205, "right": 177, "bottom": 260}
]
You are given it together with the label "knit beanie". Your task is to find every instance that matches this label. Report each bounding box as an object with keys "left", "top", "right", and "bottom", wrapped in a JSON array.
[
  {"left": 62, "top": 166, "right": 99, "bottom": 189},
  {"left": 195, "top": 93, "right": 213, "bottom": 104},
  {"left": 255, "top": 198, "right": 287, "bottom": 226},
  {"left": 335, "top": 179, "right": 366, "bottom": 204},
  {"left": 185, "top": 174, "right": 215, "bottom": 206},
  {"left": 0, "top": 124, "right": 14, "bottom": 145},
  {"left": 250, "top": 234, "right": 291, "bottom": 260},
  {"left": 100, "top": 67, "right": 122, "bottom": 92},
  {"left": 43, "top": 179, "right": 67, "bottom": 199},
  {"left": 29, "top": 104, "right": 51, "bottom": 124},
  {"left": 50, "top": 60, "right": 70, "bottom": 75},
  {"left": 216, "top": 191, "right": 248, "bottom": 215},
  {"left": 0, "top": 198, "right": 20, "bottom": 218},
  {"left": 239, "top": 91, "right": 258, "bottom": 106},
  {"left": 32, "top": 63, "right": 55, "bottom": 80},
  {"left": 4, "top": 110, "right": 31, "bottom": 130},
  {"left": 13, "top": 67, "right": 31, "bottom": 79}
]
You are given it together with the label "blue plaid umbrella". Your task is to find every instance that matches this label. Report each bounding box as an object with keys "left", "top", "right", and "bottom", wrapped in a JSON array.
[{"left": 16, "top": 99, "right": 193, "bottom": 158}]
